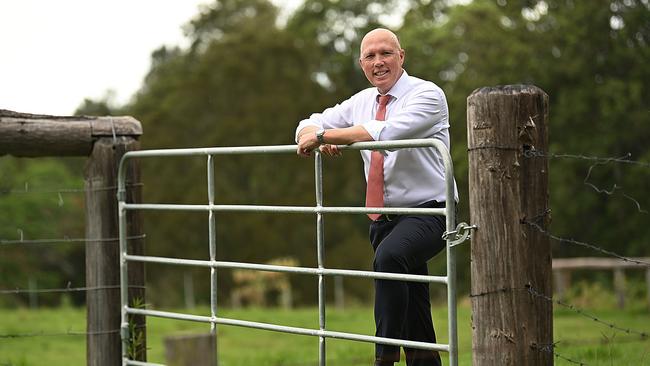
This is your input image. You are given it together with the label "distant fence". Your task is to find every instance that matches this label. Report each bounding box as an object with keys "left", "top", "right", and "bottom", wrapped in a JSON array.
[{"left": 553, "top": 257, "right": 650, "bottom": 309}]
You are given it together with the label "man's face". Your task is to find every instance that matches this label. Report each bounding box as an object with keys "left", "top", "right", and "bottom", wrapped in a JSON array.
[{"left": 359, "top": 32, "right": 405, "bottom": 94}]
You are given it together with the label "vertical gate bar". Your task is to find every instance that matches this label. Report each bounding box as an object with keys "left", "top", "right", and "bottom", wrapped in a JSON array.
[
  {"left": 314, "top": 151, "right": 326, "bottom": 366},
  {"left": 118, "top": 179, "right": 129, "bottom": 365},
  {"left": 441, "top": 142, "right": 458, "bottom": 366},
  {"left": 207, "top": 155, "right": 218, "bottom": 338}
]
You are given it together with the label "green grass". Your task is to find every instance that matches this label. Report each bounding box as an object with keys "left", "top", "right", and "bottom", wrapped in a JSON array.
[{"left": 1, "top": 303, "right": 649, "bottom": 365}]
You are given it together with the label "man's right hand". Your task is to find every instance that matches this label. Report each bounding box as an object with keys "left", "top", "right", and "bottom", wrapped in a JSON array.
[{"left": 296, "top": 126, "right": 319, "bottom": 157}]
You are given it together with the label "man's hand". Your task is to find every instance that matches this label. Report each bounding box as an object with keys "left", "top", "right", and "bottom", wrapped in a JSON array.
[
  {"left": 297, "top": 128, "right": 320, "bottom": 157},
  {"left": 319, "top": 144, "right": 342, "bottom": 157},
  {"left": 296, "top": 125, "right": 371, "bottom": 157}
]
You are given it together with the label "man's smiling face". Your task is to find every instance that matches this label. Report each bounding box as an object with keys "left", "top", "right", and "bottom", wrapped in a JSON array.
[{"left": 359, "top": 29, "right": 405, "bottom": 95}]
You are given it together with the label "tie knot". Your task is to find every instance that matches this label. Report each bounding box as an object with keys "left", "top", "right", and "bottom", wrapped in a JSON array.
[{"left": 377, "top": 94, "right": 391, "bottom": 106}]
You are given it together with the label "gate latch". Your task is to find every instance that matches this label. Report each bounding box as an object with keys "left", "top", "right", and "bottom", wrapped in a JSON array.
[{"left": 442, "top": 222, "right": 478, "bottom": 247}]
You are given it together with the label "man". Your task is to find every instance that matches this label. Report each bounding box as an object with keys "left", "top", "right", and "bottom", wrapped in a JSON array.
[{"left": 295, "top": 28, "right": 457, "bottom": 366}]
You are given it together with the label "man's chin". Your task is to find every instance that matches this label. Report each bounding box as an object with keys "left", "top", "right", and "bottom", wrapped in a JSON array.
[{"left": 373, "top": 81, "right": 392, "bottom": 93}]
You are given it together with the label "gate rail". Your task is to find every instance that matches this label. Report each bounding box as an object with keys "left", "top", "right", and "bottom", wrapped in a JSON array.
[{"left": 117, "top": 138, "right": 459, "bottom": 366}]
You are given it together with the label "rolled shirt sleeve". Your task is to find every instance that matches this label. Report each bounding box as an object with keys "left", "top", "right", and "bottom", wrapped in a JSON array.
[
  {"left": 375, "top": 86, "right": 449, "bottom": 141},
  {"left": 294, "top": 98, "right": 355, "bottom": 143}
]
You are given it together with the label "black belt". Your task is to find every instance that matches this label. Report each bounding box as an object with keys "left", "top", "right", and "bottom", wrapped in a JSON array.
[
  {"left": 376, "top": 200, "right": 447, "bottom": 222},
  {"left": 377, "top": 214, "right": 399, "bottom": 222}
]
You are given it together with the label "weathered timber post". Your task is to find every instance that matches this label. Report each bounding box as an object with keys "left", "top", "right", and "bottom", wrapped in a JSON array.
[
  {"left": 467, "top": 86, "right": 552, "bottom": 365},
  {"left": 0, "top": 109, "right": 145, "bottom": 365},
  {"left": 164, "top": 333, "right": 217, "bottom": 366},
  {"left": 86, "top": 137, "right": 146, "bottom": 364}
]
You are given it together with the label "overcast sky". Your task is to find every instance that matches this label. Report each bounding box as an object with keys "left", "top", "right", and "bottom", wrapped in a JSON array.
[{"left": 0, "top": 0, "right": 299, "bottom": 116}]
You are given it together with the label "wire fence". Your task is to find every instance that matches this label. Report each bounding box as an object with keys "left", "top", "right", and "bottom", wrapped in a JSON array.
[
  {"left": 0, "top": 179, "right": 146, "bottom": 360},
  {"left": 520, "top": 149, "right": 650, "bottom": 365},
  {"left": 2, "top": 150, "right": 650, "bottom": 365}
]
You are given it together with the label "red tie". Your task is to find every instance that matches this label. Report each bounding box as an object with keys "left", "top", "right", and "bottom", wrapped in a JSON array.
[{"left": 366, "top": 94, "right": 391, "bottom": 220}]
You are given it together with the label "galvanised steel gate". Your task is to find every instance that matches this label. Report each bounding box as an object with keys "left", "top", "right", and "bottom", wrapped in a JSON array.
[{"left": 117, "top": 139, "right": 460, "bottom": 366}]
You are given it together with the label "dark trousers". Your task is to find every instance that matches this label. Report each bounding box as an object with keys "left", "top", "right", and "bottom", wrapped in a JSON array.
[{"left": 369, "top": 200, "right": 446, "bottom": 366}]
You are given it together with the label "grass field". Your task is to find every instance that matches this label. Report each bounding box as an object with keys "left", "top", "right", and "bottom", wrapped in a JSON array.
[{"left": 1, "top": 302, "right": 649, "bottom": 365}]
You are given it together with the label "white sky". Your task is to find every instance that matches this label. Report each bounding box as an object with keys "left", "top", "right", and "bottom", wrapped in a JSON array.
[{"left": 0, "top": 0, "right": 300, "bottom": 116}]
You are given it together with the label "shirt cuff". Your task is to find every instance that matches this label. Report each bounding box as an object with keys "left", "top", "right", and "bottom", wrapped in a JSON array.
[{"left": 362, "top": 120, "right": 386, "bottom": 141}]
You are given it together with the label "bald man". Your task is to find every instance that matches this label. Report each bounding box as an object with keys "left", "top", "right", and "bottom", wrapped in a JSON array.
[{"left": 295, "top": 28, "right": 457, "bottom": 366}]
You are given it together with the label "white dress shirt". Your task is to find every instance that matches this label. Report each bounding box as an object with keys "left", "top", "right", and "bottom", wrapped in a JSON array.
[{"left": 295, "top": 70, "right": 459, "bottom": 207}]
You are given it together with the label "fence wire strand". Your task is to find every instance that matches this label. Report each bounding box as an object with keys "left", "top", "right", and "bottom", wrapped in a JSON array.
[
  {"left": 471, "top": 285, "right": 650, "bottom": 365},
  {"left": 472, "top": 285, "right": 650, "bottom": 339},
  {"left": 0, "top": 284, "right": 146, "bottom": 295},
  {"left": 526, "top": 285, "right": 649, "bottom": 338},
  {"left": 524, "top": 150, "right": 650, "bottom": 168},
  {"left": 523, "top": 219, "right": 650, "bottom": 267},
  {"left": 0, "top": 182, "right": 143, "bottom": 195},
  {"left": 526, "top": 150, "right": 649, "bottom": 213},
  {"left": 0, "top": 234, "right": 146, "bottom": 246},
  {"left": 532, "top": 342, "right": 588, "bottom": 366},
  {"left": 0, "top": 325, "right": 145, "bottom": 339},
  {"left": 582, "top": 155, "right": 648, "bottom": 213}
]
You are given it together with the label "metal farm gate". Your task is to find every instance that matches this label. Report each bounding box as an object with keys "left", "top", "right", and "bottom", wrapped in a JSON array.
[{"left": 117, "top": 138, "right": 463, "bottom": 366}]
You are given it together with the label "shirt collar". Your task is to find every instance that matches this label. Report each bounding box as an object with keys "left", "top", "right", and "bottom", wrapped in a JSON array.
[{"left": 378, "top": 69, "right": 409, "bottom": 100}]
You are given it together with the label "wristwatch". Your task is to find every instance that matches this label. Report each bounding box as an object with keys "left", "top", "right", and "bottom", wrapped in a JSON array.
[{"left": 315, "top": 128, "right": 326, "bottom": 144}]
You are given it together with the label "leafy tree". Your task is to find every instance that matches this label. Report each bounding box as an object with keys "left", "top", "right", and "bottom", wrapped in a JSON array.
[
  {"left": 399, "top": 0, "right": 650, "bottom": 263},
  {"left": 123, "top": 0, "right": 377, "bottom": 305},
  {"left": 14, "top": 0, "right": 646, "bottom": 306}
]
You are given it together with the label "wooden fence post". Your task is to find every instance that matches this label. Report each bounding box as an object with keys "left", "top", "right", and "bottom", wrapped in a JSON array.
[
  {"left": 164, "top": 333, "right": 217, "bottom": 366},
  {"left": 1, "top": 110, "right": 144, "bottom": 365},
  {"left": 467, "top": 85, "right": 552, "bottom": 365},
  {"left": 85, "top": 137, "right": 146, "bottom": 365}
]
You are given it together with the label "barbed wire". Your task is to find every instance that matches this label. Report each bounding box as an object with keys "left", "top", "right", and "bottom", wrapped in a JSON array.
[
  {"left": 0, "top": 324, "right": 145, "bottom": 339},
  {"left": 526, "top": 285, "right": 649, "bottom": 338},
  {"left": 470, "top": 285, "right": 649, "bottom": 340},
  {"left": 522, "top": 219, "right": 650, "bottom": 267},
  {"left": 531, "top": 342, "right": 588, "bottom": 365},
  {"left": 468, "top": 287, "right": 591, "bottom": 364},
  {"left": 0, "top": 283, "right": 146, "bottom": 295},
  {"left": 582, "top": 155, "right": 648, "bottom": 214},
  {"left": 558, "top": 333, "right": 650, "bottom": 347},
  {"left": 470, "top": 285, "right": 649, "bottom": 365},
  {"left": 0, "top": 329, "right": 118, "bottom": 339},
  {"left": 0, "top": 233, "right": 146, "bottom": 246},
  {"left": 0, "top": 182, "right": 143, "bottom": 208},
  {"left": 525, "top": 150, "right": 649, "bottom": 213},
  {"left": 0, "top": 182, "right": 143, "bottom": 195},
  {"left": 468, "top": 286, "right": 530, "bottom": 298},
  {"left": 524, "top": 150, "right": 650, "bottom": 168}
]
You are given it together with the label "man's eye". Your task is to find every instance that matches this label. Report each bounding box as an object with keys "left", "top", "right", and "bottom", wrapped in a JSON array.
[{"left": 383, "top": 51, "right": 393, "bottom": 56}]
